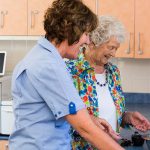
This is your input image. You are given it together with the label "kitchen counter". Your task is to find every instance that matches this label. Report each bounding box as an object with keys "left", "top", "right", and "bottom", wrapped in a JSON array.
[{"left": 120, "top": 103, "right": 150, "bottom": 150}]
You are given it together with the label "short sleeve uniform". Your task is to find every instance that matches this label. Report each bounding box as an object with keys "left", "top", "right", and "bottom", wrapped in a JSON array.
[{"left": 9, "top": 37, "right": 85, "bottom": 150}]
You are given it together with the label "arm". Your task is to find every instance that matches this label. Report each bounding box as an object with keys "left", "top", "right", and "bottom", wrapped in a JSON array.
[
  {"left": 121, "top": 111, "right": 150, "bottom": 132},
  {"left": 65, "top": 108, "right": 124, "bottom": 150},
  {"left": 90, "top": 115, "right": 122, "bottom": 141}
]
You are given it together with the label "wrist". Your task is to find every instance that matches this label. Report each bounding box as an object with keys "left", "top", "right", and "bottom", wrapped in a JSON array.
[
  {"left": 121, "top": 111, "right": 133, "bottom": 127},
  {"left": 124, "top": 111, "right": 133, "bottom": 125}
]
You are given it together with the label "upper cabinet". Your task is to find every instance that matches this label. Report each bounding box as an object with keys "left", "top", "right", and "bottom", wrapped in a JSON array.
[
  {"left": 1, "top": 0, "right": 150, "bottom": 58},
  {"left": 0, "top": 0, "right": 27, "bottom": 35},
  {"left": 82, "top": 0, "right": 98, "bottom": 15},
  {"left": 98, "top": 0, "right": 150, "bottom": 58},
  {"left": 98, "top": 0, "right": 135, "bottom": 58},
  {"left": 134, "top": 0, "right": 150, "bottom": 58},
  {"left": 0, "top": 0, "right": 53, "bottom": 36},
  {"left": 28, "top": 0, "right": 53, "bottom": 35}
]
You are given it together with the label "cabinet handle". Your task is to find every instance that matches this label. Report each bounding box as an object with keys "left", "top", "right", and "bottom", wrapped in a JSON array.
[
  {"left": 30, "top": 10, "right": 39, "bottom": 28},
  {"left": 125, "top": 33, "right": 131, "bottom": 54},
  {"left": 137, "top": 32, "right": 143, "bottom": 55},
  {"left": 95, "top": 0, "right": 98, "bottom": 15},
  {"left": 0, "top": 11, "right": 8, "bottom": 28}
]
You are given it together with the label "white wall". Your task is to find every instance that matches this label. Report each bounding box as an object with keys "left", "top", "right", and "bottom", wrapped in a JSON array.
[
  {"left": 0, "top": 40, "right": 150, "bottom": 93},
  {"left": 111, "top": 58, "right": 150, "bottom": 93},
  {"left": 0, "top": 40, "right": 36, "bottom": 74}
]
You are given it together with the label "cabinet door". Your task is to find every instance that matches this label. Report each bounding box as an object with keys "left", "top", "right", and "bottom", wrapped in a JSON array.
[
  {"left": 135, "top": 0, "right": 150, "bottom": 58},
  {"left": 28, "top": 0, "right": 53, "bottom": 35},
  {"left": 98, "top": 0, "right": 135, "bottom": 58},
  {"left": 0, "top": 140, "right": 8, "bottom": 150},
  {"left": 82, "top": 0, "right": 98, "bottom": 15},
  {"left": 0, "top": 0, "right": 27, "bottom": 35}
]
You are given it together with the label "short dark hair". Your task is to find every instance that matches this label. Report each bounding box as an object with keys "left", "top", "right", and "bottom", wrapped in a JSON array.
[{"left": 44, "top": 0, "right": 98, "bottom": 45}]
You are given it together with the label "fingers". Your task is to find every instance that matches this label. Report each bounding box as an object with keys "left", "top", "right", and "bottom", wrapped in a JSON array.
[
  {"left": 101, "top": 121, "right": 111, "bottom": 130},
  {"left": 109, "top": 130, "right": 122, "bottom": 141},
  {"left": 134, "top": 112, "right": 147, "bottom": 122},
  {"left": 99, "top": 118, "right": 112, "bottom": 133},
  {"left": 95, "top": 117, "right": 122, "bottom": 141},
  {"left": 143, "top": 119, "right": 150, "bottom": 129},
  {"left": 98, "top": 124, "right": 105, "bottom": 130},
  {"left": 98, "top": 119, "right": 122, "bottom": 141},
  {"left": 135, "top": 120, "right": 150, "bottom": 132},
  {"left": 135, "top": 125, "right": 147, "bottom": 132},
  {"left": 91, "top": 116, "right": 106, "bottom": 130},
  {"left": 131, "top": 111, "right": 150, "bottom": 132}
]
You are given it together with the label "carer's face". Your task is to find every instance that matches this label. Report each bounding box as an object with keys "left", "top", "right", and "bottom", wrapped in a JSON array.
[
  {"left": 95, "top": 37, "right": 120, "bottom": 66},
  {"left": 67, "top": 32, "right": 90, "bottom": 59}
]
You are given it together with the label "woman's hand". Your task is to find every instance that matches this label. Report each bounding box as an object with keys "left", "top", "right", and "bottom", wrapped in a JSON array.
[
  {"left": 90, "top": 115, "right": 121, "bottom": 141},
  {"left": 124, "top": 111, "right": 150, "bottom": 132}
]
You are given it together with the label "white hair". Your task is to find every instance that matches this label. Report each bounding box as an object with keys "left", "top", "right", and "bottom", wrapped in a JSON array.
[{"left": 90, "top": 15, "right": 126, "bottom": 47}]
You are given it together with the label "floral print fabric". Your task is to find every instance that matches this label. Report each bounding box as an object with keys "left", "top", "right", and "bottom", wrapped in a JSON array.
[{"left": 66, "top": 52, "right": 125, "bottom": 150}]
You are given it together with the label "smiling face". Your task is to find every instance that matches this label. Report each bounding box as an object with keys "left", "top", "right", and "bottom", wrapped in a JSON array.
[{"left": 93, "top": 36, "right": 120, "bottom": 66}]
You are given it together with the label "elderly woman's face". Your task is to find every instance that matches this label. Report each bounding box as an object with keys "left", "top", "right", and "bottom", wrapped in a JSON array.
[{"left": 94, "top": 37, "right": 120, "bottom": 66}]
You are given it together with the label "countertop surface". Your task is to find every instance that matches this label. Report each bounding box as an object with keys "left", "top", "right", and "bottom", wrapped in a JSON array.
[{"left": 120, "top": 103, "right": 150, "bottom": 150}]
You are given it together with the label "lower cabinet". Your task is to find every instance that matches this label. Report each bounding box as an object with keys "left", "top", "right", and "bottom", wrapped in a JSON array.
[{"left": 0, "top": 140, "right": 9, "bottom": 150}]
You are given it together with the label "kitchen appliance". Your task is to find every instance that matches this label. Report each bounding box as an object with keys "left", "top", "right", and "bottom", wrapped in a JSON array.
[
  {"left": 0, "top": 101, "right": 14, "bottom": 134},
  {"left": 0, "top": 75, "right": 14, "bottom": 135}
]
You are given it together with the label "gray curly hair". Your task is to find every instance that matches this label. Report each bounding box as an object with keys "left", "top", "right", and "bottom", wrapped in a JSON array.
[{"left": 90, "top": 15, "right": 126, "bottom": 47}]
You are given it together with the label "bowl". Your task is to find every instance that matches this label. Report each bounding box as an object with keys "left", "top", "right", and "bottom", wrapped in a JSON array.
[{"left": 131, "top": 132, "right": 145, "bottom": 146}]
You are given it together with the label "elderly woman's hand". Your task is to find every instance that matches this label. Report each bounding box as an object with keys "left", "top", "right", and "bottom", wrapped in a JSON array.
[
  {"left": 90, "top": 115, "right": 121, "bottom": 141},
  {"left": 123, "top": 111, "right": 150, "bottom": 132}
]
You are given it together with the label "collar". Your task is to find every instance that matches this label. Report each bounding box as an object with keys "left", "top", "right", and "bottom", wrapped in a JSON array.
[
  {"left": 38, "top": 37, "right": 63, "bottom": 61},
  {"left": 76, "top": 52, "right": 94, "bottom": 75}
]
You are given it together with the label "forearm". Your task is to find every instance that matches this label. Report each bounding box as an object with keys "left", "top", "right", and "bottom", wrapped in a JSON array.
[
  {"left": 81, "top": 122, "right": 124, "bottom": 150},
  {"left": 66, "top": 109, "right": 124, "bottom": 150}
]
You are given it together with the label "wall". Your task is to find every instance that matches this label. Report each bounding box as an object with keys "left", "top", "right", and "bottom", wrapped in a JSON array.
[
  {"left": 0, "top": 40, "right": 36, "bottom": 74},
  {"left": 0, "top": 40, "right": 150, "bottom": 95},
  {"left": 111, "top": 58, "right": 150, "bottom": 93},
  {"left": 111, "top": 58, "right": 150, "bottom": 103}
]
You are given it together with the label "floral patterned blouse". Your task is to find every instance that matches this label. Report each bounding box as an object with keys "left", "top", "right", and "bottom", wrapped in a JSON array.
[{"left": 66, "top": 52, "right": 125, "bottom": 150}]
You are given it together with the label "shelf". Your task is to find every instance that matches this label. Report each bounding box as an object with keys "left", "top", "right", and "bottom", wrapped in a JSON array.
[{"left": 0, "top": 36, "right": 42, "bottom": 41}]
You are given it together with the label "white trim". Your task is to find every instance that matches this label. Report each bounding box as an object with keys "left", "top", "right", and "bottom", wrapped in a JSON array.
[{"left": 0, "top": 36, "right": 41, "bottom": 41}]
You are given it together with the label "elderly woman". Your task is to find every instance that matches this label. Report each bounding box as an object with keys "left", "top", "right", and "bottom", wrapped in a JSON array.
[{"left": 66, "top": 16, "right": 150, "bottom": 150}]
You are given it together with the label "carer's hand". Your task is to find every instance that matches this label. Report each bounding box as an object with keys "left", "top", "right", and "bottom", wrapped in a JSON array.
[
  {"left": 90, "top": 115, "right": 122, "bottom": 141},
  {"left": 128, "top": 111, "right": 150, "bottom": 132}
]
